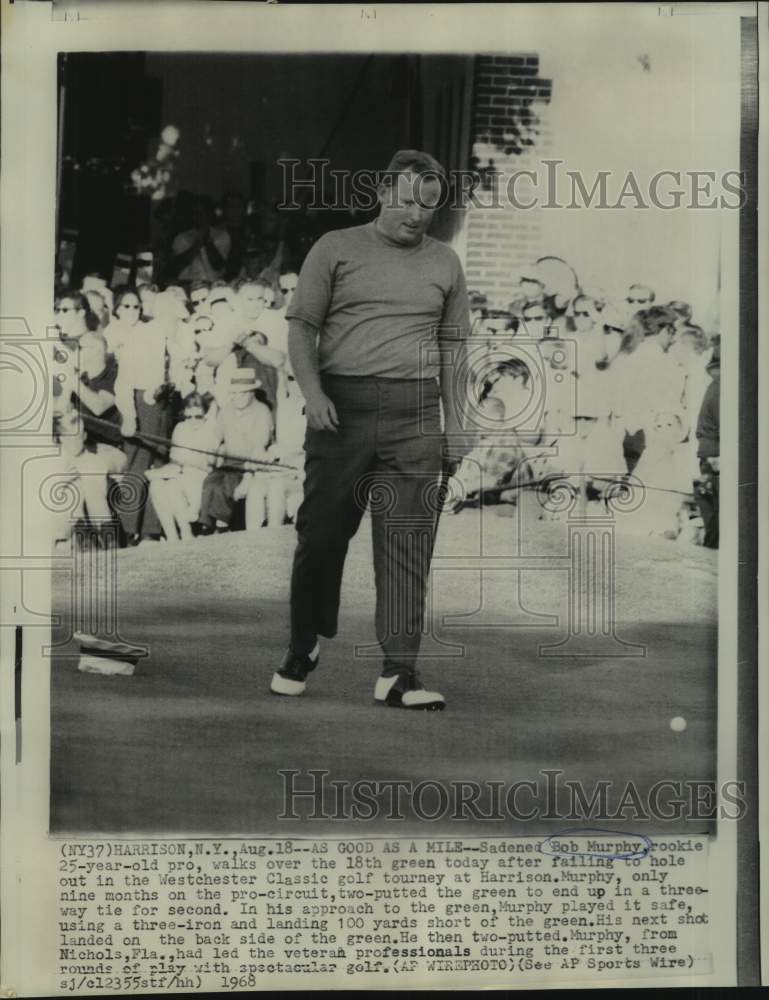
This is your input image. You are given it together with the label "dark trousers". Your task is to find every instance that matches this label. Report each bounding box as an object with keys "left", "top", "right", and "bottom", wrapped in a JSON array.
[
  {"left": 200, "top": 468, "right": 244, "bottom": 527},
  {"left": 119, "top": 390, "right": 173, "bottom": 538},
  {"left": 695, "top": 461, "right": 719, "bottom": 549},
  {"left": 290, "top": 375, "right": 444, "bottom": 676},
  {"left": 623, "top": 428, "right": 646, "bottom": 475}
]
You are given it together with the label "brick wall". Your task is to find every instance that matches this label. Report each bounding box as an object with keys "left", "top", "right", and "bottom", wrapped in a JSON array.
[{"left": 464, "top": 54, "right": 553, "bottom": 308}]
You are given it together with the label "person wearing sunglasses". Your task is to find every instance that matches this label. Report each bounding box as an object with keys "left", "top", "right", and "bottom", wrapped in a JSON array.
[
  {"left": 520, "top": 301, "right": 548, "bottom": 337},
  {"left": 54, "top": 291, "right": 98, "bottom": 346},
  {"left": 624, "top": 282, "right": 656, "bottom": 321},
  {"left": 105, "top": 286, "right": 145, "bottom": 356},
  {"left": 111, "top": 286, "right": 174, "bottom": 543}
]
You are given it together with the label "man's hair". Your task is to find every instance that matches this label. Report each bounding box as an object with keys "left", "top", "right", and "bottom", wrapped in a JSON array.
[
  {"left": 58, "top": 290, "right": 100, "bottom": 331},
  {"left": 495, "top": 357, "right": 531, "bottom": 384},
  {"left": 182, "top": 390, "right": 209, "bottom": 412},
  {"left": 233, "top": 277, "right": 273, "bottom": 297},
  {"left": 380, "top": 149, "right": 447, "bottom": 205},
  {"left": 643, "top": 305, "right": 678, "bottom": 336},
  {"left": 571, "top": 294, "right": 594, "bottom": 313},
  {"left": 677, "top": 323, "right": 708, "bottom": 353},
  {"left": 619, "top": 305, "right": 676, "bottom": 354},
  {"left": 112, "top": 285, "right": 143, "bottom": 319},
  {"left": 668, "top": 299, "right": 692, "bottom": 320}
]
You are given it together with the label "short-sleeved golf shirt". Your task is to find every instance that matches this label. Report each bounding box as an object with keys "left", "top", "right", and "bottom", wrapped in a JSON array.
[{"left": 286, "top": 221, "right": 469, "bottom": 378}]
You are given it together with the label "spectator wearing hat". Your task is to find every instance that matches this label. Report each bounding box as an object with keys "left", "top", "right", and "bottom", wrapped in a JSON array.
[{"left": 198, "top": 368, "right": 273, "bottom": 533}]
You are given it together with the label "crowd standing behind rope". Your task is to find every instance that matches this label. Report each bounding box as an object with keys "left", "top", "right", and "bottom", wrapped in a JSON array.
[{"left": 51, "top": 203, "right": 720, "bottom": 552}]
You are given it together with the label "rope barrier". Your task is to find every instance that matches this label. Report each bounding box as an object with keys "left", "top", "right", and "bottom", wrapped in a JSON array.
[
  {"left": 83, "top": 413, "right": 301, "bottom": 473},
  {"left": 81, "top": 412, "right": 701, "bottom": 502}
]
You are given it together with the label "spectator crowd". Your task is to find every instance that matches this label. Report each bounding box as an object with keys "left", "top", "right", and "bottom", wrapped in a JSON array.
[
  {"left": 51, "top": 196, "right": 720, "bottom": 552},
  {"left": 453, "top": 272, "right": 720, "bottom": 547}
]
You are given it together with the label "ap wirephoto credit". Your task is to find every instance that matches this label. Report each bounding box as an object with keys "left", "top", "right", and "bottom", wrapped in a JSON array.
[{"left": 0, "top": 1, "right": 762, "bottom": 994}]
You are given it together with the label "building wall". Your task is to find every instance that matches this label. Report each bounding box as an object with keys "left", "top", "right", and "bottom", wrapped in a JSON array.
[{"left": 464, "top": 54, "right": 553, "bottom": 307}]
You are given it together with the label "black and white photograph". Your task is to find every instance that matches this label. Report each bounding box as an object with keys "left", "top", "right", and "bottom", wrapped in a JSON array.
[
  {"left": 47, "top": 41, "right": 733, "bottom": 835},
  {"left": 0, "top": 1, "right": 763, "bottom": 992}
]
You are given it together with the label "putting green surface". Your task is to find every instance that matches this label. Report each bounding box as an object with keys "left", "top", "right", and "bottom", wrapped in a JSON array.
[{"left": 51, "top": 507, "right": 717, "bottom": 837}]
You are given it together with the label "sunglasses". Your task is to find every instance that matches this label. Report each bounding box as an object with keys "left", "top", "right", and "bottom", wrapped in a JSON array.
[
  {"left": 279, "top": 285, "right": 297, "bottom": 294},
  {"left": 54, "top": 306, "right": 79, "bottom": 314},
  {"left": 119, "top": 303, "right": 141, "bottom": 310},
  {"left": 626, "top": 297, "right": 650, "bottom": 305},
  {"left": 523, "top": 314, "right": 546, "bottom": 322},
  {"left": 574, "top": 310, "right": 591, "bottom": 318}
]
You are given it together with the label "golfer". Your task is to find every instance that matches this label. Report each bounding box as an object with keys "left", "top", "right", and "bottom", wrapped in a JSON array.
[{"left": 270, "top": 150, "right": 470, "bottom": 710}]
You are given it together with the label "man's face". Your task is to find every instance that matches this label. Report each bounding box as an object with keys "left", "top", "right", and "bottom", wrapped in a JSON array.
[
  {"left": 658, "top": 323, "right": 675, "bottom": 352},
  {"left": 238, "top": 285, "right": 271, "bottom": 319},
  {"left": 572, "top": 298, "right": 595, "bottom": 334},
  {"left": 230, "top": 388, "right": 254, "bottom": 410},
  {"left": 279, "top": 273, "right": 298, "bottom": 308},
  {"left": 482, "top": 316, "right": 508, "bottom": 340},
  {"left": 521, "top": 306, "right": 547, "bottom": 341},
  {"left": 184, "top": 403, "right": 205, "bottom": 421},
  {"left": 626, "top": 286, "right": 653, "bottom": 310},
  {"left": 55, "top": 298, "right": 84, "bottom": 337},
  {"left": 116, "top": 294, "right": 142, "bottom": 326},
  {"left": 519, "top": 279, "right": 544, "bottom": 302},
  {"left": 377, "top": 171, "right": 442, "bottom": 246}
]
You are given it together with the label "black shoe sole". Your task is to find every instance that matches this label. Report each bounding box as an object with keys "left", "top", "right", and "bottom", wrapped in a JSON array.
[{"left": 376, "top": 697, "right": 446, "bottom": 711}]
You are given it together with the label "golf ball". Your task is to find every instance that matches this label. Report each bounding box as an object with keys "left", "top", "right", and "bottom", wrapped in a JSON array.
[{"left": 670, "top": 716, "right": 687, "bottom": 732}]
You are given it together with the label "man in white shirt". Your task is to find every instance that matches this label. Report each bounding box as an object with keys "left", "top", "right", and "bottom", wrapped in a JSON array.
[{"left": 611, "top": 305, "right": 683, "bottom": 475}]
